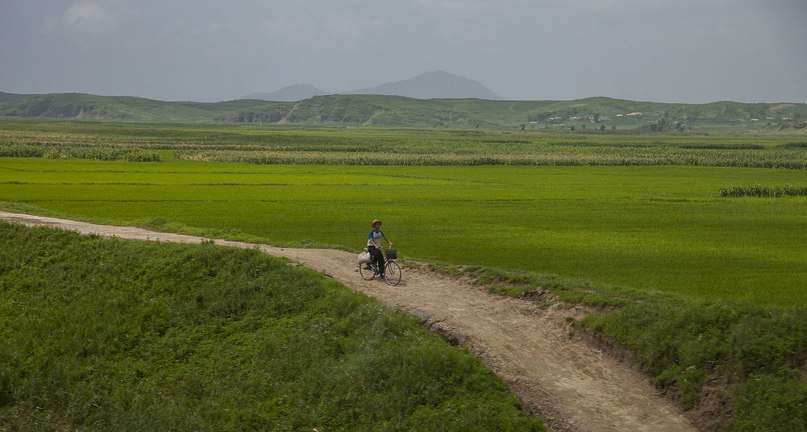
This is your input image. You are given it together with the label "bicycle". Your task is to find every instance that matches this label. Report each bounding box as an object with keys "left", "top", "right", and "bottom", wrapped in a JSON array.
[{"left": 359, "top": 248, "right": 402, "bottom": 286}]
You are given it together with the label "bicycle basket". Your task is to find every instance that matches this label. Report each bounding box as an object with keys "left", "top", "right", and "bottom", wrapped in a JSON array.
[{"left": 385, "top": 249, "right": 397, "bottom": 260}]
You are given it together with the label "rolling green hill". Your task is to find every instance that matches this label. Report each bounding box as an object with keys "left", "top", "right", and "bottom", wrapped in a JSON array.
[
  {"left": 1, "top": 92, "right": 806, "bottom": 131},
  {"left": 0, "top": 222, "right": 544, "bottom": 431}
]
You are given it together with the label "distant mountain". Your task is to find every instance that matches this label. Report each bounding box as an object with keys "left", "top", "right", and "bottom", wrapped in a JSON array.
[
  {"left": 349, "top": 71, "right": 502, "bottom": 100},
  {"left": 242, "top": 84, "right": 328, "bottom": 102},
  {"left": 241, "top": 72, "right": 500, "bottom": 101}
]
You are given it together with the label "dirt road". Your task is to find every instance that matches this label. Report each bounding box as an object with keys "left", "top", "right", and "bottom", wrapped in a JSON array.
[{"left": 1, "top": 211, "right": 698, "bottom": 432}]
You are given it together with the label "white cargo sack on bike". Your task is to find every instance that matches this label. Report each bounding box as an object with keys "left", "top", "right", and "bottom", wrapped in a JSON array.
[{"left": 358, "top": 251, "right": 371, "bottom": 264}]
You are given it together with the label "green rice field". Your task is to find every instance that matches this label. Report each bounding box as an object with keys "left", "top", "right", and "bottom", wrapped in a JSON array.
[{"left": 1, "top": 156, "right": 805, "bottom": 306}]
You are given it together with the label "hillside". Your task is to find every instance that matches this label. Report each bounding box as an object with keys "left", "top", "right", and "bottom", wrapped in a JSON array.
[
  {"left": 0, "top": 222, "right": 544, "bottom": 431},
  {"left": 1, "top": 92, "right": 806, "bottom": 131},
  {"left": 0, "top": 92, "right": 34, "bottom": 103}
]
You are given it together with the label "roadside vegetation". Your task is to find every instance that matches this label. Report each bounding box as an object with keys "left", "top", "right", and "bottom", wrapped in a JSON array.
[
  {"left": 584, "top": 298, "right": 807, "bottom": 431},
  {"left": 0, "top": 222, "right": 543, "bottom": 431},
  {"left": 1, "top": 118, "right": 806, "bottom": 430},
  {"left": 439, "top": 264, "right": 807, "bottom": 431}
]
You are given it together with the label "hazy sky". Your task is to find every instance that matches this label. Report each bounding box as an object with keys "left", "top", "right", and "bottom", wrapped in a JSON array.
[{"left": 1, "top": 0, "right": 805, "bottom": 103}]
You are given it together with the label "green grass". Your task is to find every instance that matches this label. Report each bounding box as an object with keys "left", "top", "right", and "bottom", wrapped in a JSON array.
[
  {"left": 583, "top": 300, "right": 807, "bottom": 431},
  {"left": 0, "top": 222, "right": 543, "bottom": 431},
  {"left": 2, "top": 119, "right": 807, "bottom": 430}
]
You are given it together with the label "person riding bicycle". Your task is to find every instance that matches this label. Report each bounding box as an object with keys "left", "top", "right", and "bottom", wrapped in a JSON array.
[{"left": 367, "top": 219, "right": 393, "bottom": 277}]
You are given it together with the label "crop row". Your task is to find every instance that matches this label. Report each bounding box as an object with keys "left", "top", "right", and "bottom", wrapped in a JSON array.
[
  {"left": 174, "top": 147, "right": 807, "bottom": 168},
  {"left": 720, "top": 185, "right": 807, "bottom": 197},
  {"left": 0, "top": 144, "right": 161, "bottom": 162},
  {"left": 2, "top": 119, "right": 806, "bottom": 168}
]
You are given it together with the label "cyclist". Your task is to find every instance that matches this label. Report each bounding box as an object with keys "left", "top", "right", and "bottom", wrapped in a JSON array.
[{"left": 367, "top": 219, "right": 393, "bottom": 277}]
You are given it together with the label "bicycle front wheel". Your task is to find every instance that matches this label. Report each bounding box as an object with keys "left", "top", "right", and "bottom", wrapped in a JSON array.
[
  {"left": 383, "top": 261, "right": 402, "bottom": 286},
  {"left": 359, "top": 263, "right": 375, "bottom": 280}
]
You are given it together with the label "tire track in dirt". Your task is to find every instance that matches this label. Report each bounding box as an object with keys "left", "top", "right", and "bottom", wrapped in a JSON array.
[{"left": 1, "top": 211, "right": 698, "bottom": 432}]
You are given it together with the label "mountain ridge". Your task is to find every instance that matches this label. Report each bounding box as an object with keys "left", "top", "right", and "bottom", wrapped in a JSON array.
[
  {"left": 242, "top": 71, "right": 501, "bottom": 102},
  {"left": 242, "top": 84, "right": 328, "bottom": 102},
  {"left": 1, "top": 92, "right": 805, "bottom": 132}
]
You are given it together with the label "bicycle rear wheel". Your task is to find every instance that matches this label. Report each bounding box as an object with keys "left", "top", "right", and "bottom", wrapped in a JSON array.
[
  {"left": 359, "top": 263, "right": 375, "bottom": 280},
  {"left": 383, "top": 261, "right": 402, "bottom": 286}
]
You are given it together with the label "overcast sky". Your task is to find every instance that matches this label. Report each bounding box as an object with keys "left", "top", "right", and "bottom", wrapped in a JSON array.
[{"left": 1, "top": 0, "right": 805, "bottom": 103}]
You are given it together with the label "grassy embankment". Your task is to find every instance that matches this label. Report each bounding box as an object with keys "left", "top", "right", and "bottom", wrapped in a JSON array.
[
  {"left": 1, "top": 119, "right": 806, "bottom": 430},
  {"left": 0, "top": 222, "right": 543, "bottom": 431}
]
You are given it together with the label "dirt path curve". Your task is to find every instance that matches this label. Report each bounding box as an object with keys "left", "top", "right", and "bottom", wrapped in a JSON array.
[{"left": 1, "top": 211, "right": 698, "bottom": 432}]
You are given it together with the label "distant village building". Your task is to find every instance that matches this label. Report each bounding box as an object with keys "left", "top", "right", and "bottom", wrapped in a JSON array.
[{"left": 626, "top": 112, "right": 642, "bottom": 117}]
